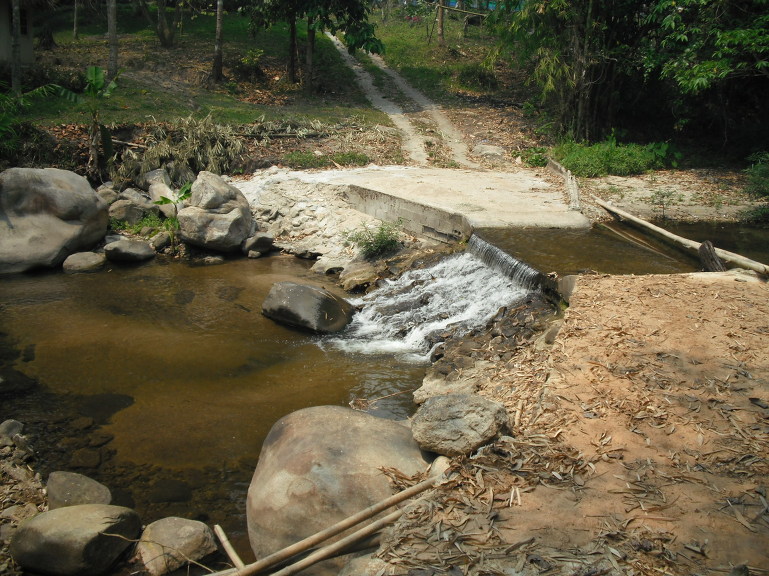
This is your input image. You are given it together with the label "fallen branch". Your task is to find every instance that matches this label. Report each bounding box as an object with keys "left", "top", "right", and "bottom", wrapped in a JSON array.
[{"left": 591, "top": 196, "right": 769, "bottom": 275}]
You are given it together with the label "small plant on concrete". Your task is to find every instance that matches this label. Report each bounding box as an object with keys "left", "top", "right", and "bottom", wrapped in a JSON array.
[
  {"left": 649, "top": 188, "right": 682, "bottom": 219},
  {"left": 345, "top": 219, "right": 403, "bottom": 259}
]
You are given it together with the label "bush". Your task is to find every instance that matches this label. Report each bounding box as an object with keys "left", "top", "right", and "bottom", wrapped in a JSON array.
[
  {"left": 553, "top": 138, "right": 671, "bottom": 178},
  {"left": 520, "top": 146, "right": 549, "bottom": 167},
  {"left": 345, "top": 219, "right": 402, "bottom": 259},
  {"left": 744, "top": 152, "right": 769, "bottom": 198},
  {"left": 113, "top": 115, "right": 246, "bottom": 186}
]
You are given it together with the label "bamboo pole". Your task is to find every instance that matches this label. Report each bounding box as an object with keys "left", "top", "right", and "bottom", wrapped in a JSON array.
[
  {"left": 208, "top": 476, "right": 440, "bottom": 576},
  {"left": 215, "top": 525, "right": 245, "bottom": 569},
  {"left": 269, "top": 509, "right": 404, "bottom": 576},
  {"left": 592, "top": 196, "right": 769, "bottom": 275}
]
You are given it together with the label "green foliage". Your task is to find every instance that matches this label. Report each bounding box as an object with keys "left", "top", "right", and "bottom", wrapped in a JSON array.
[
  {"left": 109, "top": 212, "right": 164, "bottom": 234},
  {"left": 553, "top": 138, "right": 674, "bottom": 178},
  {"left": 744, "top": 152, "right": 769, "bottom": 198},
  {"left": 520, "top": 146, "right": 549, "bottom": 168},
  {"left": 345, "top": 219, "right": 403, "bottom": 259},
  {"left": 282, "top": 150, "right": 369, "bottom": 169},
  {"left": 0, "top": 82, "right": 58, "bottom": 159},
  {"left": 58, "top": 66, "right": 119, "bottom": 174},
  {"left": 233, "top": 49, "right": 266, "bottom": 81},
  {"left": 154, "top": 182, "right": 193, "bottom": 253},
  {"left": 113, "top": 116, "right": 246, "bottom": 186}
]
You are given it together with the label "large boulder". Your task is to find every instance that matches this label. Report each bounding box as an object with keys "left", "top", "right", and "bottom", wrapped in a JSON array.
[
  {"left": 9, "top": 504, "right": 141, "bottom": 576},
  {"left": 135, "top": 517, "right": 217, "bottom": 576},
  {"left": 262, "top": 281, "right": 355, "bottom": 334},
  {"left": 178, "top": 171, "right": 254, "bottom": 252},
  {"left": 411, "top": 394, "right": 509, "bottom": 457},
  {"left": 247, "top": 406, "right": 431, "bottom": 574},
  {"left": 0, "top": 168, "right": 108, "bottom": 274}
]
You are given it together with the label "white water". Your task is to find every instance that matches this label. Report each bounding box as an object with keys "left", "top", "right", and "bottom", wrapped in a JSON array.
[{"left": 324, "top": 247, "right": 536, "bottom": 361}]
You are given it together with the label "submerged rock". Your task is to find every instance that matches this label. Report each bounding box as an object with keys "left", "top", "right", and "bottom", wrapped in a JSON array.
[
  {"left": 62, "top": 252, "right": 106, "bottom": 273},
  {"left": 46, "top": 471, "right": 112, "bottom": 510},
  {"left": 262, "top": 281, "right": 355, "bottom": 334}
]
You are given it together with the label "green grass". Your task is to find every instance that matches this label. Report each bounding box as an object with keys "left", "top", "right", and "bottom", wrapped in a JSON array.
[
  {"left": 283, "top": 150, "right": 370, "bottom": 169},
  {"left": 552, "top": 139, "right": 668, "bottom": 178},
  {"left": 373, "top": 13, "right": 497, "bottom": 103}
]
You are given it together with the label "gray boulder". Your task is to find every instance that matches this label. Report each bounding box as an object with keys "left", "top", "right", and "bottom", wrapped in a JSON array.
[
  {"left": 109, "top": 188, "right": 160, "bottom": 225},
  {"left": 9, "top": 504, "right": 141, "bottom": 576},
  {"left": 104, "top": 239, "right": 155, "bottom": 262},
  {"left": 411, "top": 394, "right": 508, "bottom": 456},
  {"left": 242, "top": 232, "right": 274, "bottom": 255},
  {"left": 262, "top": 281, "right": 355, "bottom": 334},
  {"left": 247, "top": 406, "right": 431, "bottom": 574},
  {"left": 46, "top": 471, "right": 112, "bottom": 510},
  {"left": 178, "top": 171, "right": 254, "bottom": 252},
  {"left": 136, "top": 168, "right": 172, "bottom": 191},
  {"left": 62, "top": 251, "right": 106, "bottom": 273},
  {"left": 135, "top": 517, "right": 217, "bottom": 576},
  {"left": 0, "top": 167, "right": 108, "bottom": 274}
]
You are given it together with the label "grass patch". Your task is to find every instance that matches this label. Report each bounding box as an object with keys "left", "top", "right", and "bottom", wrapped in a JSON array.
[
  {"left": 744, "top": 152, "right": 769, "bottom": 198},
  {"left": 553, "top": 139, "right": 670, "bottom": 178},
  {"left": 283, "top": 150, "right": 370, "bottom": 169},
  {"left": 110, "top": 212, "right": 164, "bottom": 234},
  {"left": 344, "top": 219, "right": 402, "bottom": 259}
]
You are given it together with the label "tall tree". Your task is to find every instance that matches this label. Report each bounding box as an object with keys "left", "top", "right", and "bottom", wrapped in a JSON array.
[
  {"left": 136, "top": 0, "right": 184, "bottom": 47},
  {"left": 107, "top": 0, "right": 118, "bottom": 80},
  {"left": 10, "top": 0, "right": 22, "bottom": 96},
  {"left": 212, "top": 0, "right": 224, "bottom": 81},
  {"left": 73, "top": 0, "right": 79, "bottom": 39}
]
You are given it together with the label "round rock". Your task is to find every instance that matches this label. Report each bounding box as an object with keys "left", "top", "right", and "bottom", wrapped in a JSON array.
[
  {"left": 9, "top": 504, "right": 141, "bottom": 576},
  {"left": 62, "top": 251, "right": 106, "bottom": 273},
  {"left": 136, "top": 517, "right": 217, "bottom": 576},
  {"left": 104, "top": 239, "right": 156, "bottom": 262}
]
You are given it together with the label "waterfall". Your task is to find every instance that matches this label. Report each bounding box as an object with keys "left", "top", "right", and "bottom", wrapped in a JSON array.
[
  {"left": 324, "top": 235, "right": 541, "bottom": 361},
  {"left": 467, "top": 235, "right": 543, "bottom": 291}
]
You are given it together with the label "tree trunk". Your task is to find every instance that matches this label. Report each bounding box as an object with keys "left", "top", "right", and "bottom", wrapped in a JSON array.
[
  {"left": 73, "top": 0, "right": 79, "bottom": 40},
  {"left": 107, "top": 0, "right": 118, "bottom": 80},
  {"left": 698, "top": 240, "right": 727, "bottom": 272},
  {"left": 288, "top": 18, "right": 298, "bottom": 83},
  {"left": 437, "top": 0, "right": 445, "bottom": 46},
  {"left": 10, "top": 0, "right": 22, "bottom": 96},
  {"left": 305, "top": 18, "right": 316, "bottom": 92},
  {"left": 212, "top": 0, "right": 224, "bottom": 81}
]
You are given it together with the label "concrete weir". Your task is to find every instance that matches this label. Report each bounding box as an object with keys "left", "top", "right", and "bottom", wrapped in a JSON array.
[{"left": 289, "top": 166, "right": 590, "bottom": 242}]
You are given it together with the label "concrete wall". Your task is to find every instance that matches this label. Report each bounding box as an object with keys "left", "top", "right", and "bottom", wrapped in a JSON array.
[
  {"left": 343, "top": 185, "right": 473, "bottom": 243},
  {"left": 0, "top": 0, "right": 35, "bottom": 65}
]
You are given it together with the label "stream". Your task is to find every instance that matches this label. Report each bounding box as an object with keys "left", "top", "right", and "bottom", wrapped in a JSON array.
[{"left": 1, "top": 221, "right": 767, "bottom": 563}]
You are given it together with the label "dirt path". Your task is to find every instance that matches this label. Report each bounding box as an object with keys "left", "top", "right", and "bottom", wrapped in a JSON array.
[{"left": 328, "top": 35, "right": 480, "bottom": 169}]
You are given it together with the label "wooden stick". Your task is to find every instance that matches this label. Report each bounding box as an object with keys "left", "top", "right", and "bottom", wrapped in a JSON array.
[
  {"left": 592, "top": 196, "right": 769, "bottom": 275},
  {"left": 208, "top": 476, "right": 439, "bottom": 576},
  {"left": 269, "top": 509, "right": 404, "bottom": 576},
  {"left": 214, "top": 524, "right": 245, "bottom": 569}
]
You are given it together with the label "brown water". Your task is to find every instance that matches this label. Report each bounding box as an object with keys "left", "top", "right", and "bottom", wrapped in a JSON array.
[{"left": 0, "top": 255, "right": 426, "bottom": 562}]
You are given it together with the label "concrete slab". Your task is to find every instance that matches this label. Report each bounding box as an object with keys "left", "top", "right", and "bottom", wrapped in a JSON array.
[{"left": 288, "top": 166, "right": 590, "bottom": 230}]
